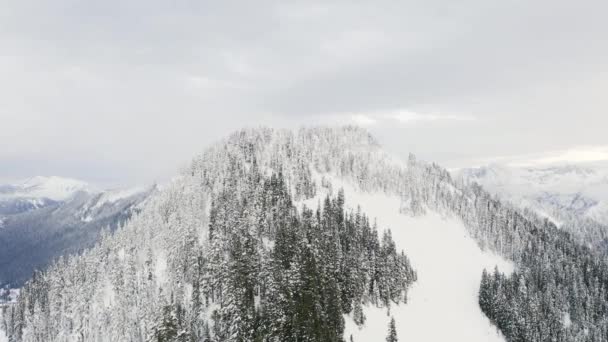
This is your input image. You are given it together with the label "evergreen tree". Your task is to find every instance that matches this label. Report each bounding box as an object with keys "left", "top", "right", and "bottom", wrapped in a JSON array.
[
  {"left": 151, "top": 304, "right": 179, "bottom": 342},
  {"left": 386, "top": 316, "right": 398, "bottom": 342}
]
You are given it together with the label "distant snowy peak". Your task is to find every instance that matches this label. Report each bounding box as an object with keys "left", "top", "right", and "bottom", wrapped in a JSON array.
[
  {"left": 456, "top": 162, "right": 608, "bottom": 226},
  {"left": 460, "top": 164, "right": 606, "bottom": 189},
  {"left": 0, "top": 176, "right": 96, "bottom": 202}
]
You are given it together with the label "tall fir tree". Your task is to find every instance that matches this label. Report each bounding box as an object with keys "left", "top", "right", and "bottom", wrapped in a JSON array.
[{"left": 386, "top": 316, "right": 398, "bottom": 342}]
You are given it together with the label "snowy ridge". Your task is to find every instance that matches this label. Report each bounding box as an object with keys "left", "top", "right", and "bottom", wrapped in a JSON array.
[
  {"left": 77, "top": 185, "right": 154, "bottom": 222},
  {"left": 94, "top": 186, "right": 149, "bottom": 207},
  {"left": 0, "top": 176, "right": 95, "bottom": 202}
]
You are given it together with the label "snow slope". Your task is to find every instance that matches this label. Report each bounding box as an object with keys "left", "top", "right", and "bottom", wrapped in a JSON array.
[
  {"left": 78, "top": 185, "right": 153, "bottom": 222},
  {"left": 306, "top": 176, "right": 513, "bottom": 342}
]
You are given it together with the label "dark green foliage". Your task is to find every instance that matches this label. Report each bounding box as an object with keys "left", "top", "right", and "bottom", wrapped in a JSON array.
[
  {"left": 203, "top": 168, "right": 416, "bottom": 341},
  {"left": 151, "top": 301, "right": 192, "bottom": 342},
  {"left": 7, "top": 127, "right": 608, "bottom": 342},
  {"left": 478, "top": 214, "right": 608, "bottom": 341},
  {"left": 3, "top": 128, "right": 420, "bottom": 341}
]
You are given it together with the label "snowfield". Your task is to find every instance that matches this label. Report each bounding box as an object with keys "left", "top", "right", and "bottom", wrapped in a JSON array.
[{"left": 306, "top": 176, "right": 513, "bottom": 342}]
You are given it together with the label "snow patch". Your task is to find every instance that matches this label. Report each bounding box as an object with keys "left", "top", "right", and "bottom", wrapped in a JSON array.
[
  {"left": 563, "top": 312, "right": 572, "bottom": 328},
  {"left": 261, "top": 237, "right": 275, "bottom": 250},
  {"left": 102, "top": 279, "right": 115, "bottom": 308},
  {"left": 117, "top": 248, "right": 126, "bottom": 261},
  {"left": 155, "top": 252, "right": 168, "bottom": 286}
]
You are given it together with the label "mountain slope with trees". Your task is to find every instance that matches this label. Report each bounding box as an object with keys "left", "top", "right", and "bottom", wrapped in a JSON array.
[
  {"left": 2, "top": 127, "right": 608, "bottom": 341},
  {"left": 0, "top": 185, "right": 155, "bottom": 287}
]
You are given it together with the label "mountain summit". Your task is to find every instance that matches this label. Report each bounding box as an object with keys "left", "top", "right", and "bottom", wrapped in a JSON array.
[{"left": 2, "top": 127, "right": 608, "bottom": 342}]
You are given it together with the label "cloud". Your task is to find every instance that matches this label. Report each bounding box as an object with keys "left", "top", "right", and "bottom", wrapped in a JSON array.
[
  {"left": 512, "top": 146, "right": 608, "bottom": 167},
  {"left": 473, "top": 146, "right": 608, "bottom": 168},
  {"left": 388, "top": 111, "right": 475, "bottom": 124},
  {"left": 1, "top": 0, "right": 607, "bottom": 185},
  {"left": 350, "top": 114, "right": 378, "bottom": 126},
  {"left": 343, "top": 110, "right": 475, "bottom": 126}
]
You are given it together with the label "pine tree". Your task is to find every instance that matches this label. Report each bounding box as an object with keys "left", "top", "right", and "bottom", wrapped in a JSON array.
[
  {"left": 352, "top": 301, "right": 366, "bottom": 326},
  {"left": 386, "top": 316, "right": 398, "bottom": 342},
  {"left": 152, "top": 304, "right": 179, "bottom": 342}
]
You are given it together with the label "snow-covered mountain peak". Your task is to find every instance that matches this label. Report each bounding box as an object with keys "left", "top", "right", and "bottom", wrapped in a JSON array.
[
  {"left": 2, "top": 176, "right": 96, "bottom": 201},
  {"left": 4, "top": 127, "right": 607, "bottom": 342},
  {"left": 459, "top": 162, "right": 608, "bottom": 194},
  {"left": 456, "top": 162, "right": 608, "bottom": 228}
]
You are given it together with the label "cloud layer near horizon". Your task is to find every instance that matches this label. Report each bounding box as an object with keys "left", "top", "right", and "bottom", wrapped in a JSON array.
[{"left": 1, "top": 0, "right": 607, "bottom": 186}]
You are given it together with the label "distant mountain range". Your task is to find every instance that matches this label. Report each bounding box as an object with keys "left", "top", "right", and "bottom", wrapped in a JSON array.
[
  {"left": 0, "top": 176, "right": 155, "bottom": 287},
  {"left": 456, "top": 162, "right": 608, "bottom": 250},
  {"left": 0, "top": 176, "right": 92, "bottom": 216}
]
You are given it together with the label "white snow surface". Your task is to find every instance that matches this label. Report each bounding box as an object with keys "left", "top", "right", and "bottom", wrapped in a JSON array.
[
  {"left": 304, "top": 176, "right": 513, "bottom": 342},
  {"left": 94, "top": 186, "right": 147, "bottom": 208},
  {"left": 0, "top": 176, "right": 95, "bottom": 201}
]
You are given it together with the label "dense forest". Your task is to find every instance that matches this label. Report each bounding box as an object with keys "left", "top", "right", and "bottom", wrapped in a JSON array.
[
  {"left": 1, "top": 128, "right": 417, "bottom": 341},
  {"left": 176, "top": 170, "right": 416, "bottom": 341},
  {"left": 2, "top": 127, "right": 608, "bottom": 341},
  {"left": 477, "top": 214, "right": 608, "bottom": 341}
]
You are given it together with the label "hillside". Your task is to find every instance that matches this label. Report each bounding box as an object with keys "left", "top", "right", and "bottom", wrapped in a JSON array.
[
  {"left": 457, "top": 163, "right": 608, "bottom": 252},
  {"left": 0, "top": 184, "right": 155, "bottom": 287},
  {"left": 2, "top": 127, "right": 608, "bottom": 342},
  {"left": 308, "top": 176, "right": 512, "bottom": 341}
]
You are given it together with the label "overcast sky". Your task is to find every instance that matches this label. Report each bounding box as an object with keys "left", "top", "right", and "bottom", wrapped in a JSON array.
[{"left": 1, "top": 0, "right": 607, "bottom": 187}]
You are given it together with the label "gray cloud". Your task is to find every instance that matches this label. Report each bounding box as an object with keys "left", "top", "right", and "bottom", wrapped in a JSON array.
[{"left": 1, "top": 0, "right": 607, "bottom": 186}]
